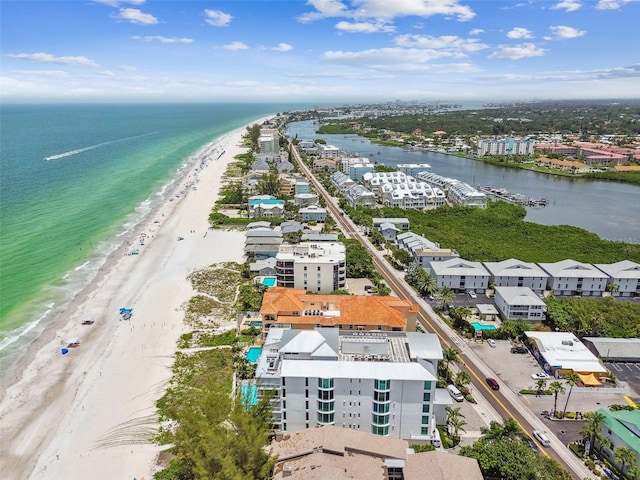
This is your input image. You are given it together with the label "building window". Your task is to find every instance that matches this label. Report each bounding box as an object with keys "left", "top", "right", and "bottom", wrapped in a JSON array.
[
  {"left": 422, "top": 415, "right": 430, "bottom": 425},
  {"left": 422, "top": 404, "right": 430, "bottom": 413},
  {"left": 424, "top": 381, "right": 432, "bottom": 390},
  {"left": 423, "top": 392, "right": 431, "bottom": 402}
]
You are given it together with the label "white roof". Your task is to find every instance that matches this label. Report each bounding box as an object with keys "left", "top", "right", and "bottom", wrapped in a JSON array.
[
  {"left": 430, "top": 258, "right": 490, "bottom": 277},
  {"left": 495, "top": 287, "right": 545, "bottom": 306},
  {"left": 483, "top": 258, "right": 549, "bottom": 278},
  {"left": 538, "top": 259, "right": 608, "bottom": 279},
  {"left": 525, "top": 332, "right": 607, "bottom": 373},
  {"left": 281, "top": 359, "right": 436, "bottom": 381},
  {"left": 594, "top": 260, "right": 640, "bottom": 279}
]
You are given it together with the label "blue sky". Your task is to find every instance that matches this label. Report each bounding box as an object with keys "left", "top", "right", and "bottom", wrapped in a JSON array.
[{"left": 1, "top": 0, "right": 639, "bottom": 103}]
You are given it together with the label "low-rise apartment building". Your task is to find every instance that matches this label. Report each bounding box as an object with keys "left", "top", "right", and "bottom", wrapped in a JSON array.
[
  {"left": 494, "top": 286, "right": 547, "bottom": 321},
  {"left": 539, "top": 259, "right": 609, "bottom": 297},
  {"left": 430, "top": 258, "right": 490, "bottom": 293},
  {"left": 483, "top": 258, "right": 550, "bottom": 295},
  {"left": 593, "top": 260, "right": 640, "bottom": 297}
]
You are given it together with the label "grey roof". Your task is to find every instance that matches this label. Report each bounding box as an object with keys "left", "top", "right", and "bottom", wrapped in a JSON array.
[
  {"left": 380, "top": 222, "right": 399, "bottom": 232},
  {"left": 251, "top": 158, "right": 271, "bottom": 171},
  {"left": 246, "top": 229, "right": 282, "bottom": 238},
  {"left": 583, "top": 337, "right": 640, "bottom": 361},
  {"left": 244, "top": 236, "right": 283, "bottom": 245},
  {"left": 277, "top": 161, "right": 294, "bottom": 172},
  {"left": 406, "top": 332, "right": 443, "bottom": 361},
  {"left": 301, "top": 233, "right": 339, "bottom": 242},
  {"left": 281, "top": 221, "right": 303, "bottom": 235},
  {"left": 247, "top": 221, "right": 271, "bottom": 229},
  {"left": 250, "top": 257, "right": 277, "bottom": 272},
  {"left": 373, "top": 217, "right": 410, "bottom": 225}
]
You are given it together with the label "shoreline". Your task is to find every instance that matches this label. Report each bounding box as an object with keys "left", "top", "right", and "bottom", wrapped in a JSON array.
[{"left": 0, "top": 117, "right": 270, "bottom": 479}]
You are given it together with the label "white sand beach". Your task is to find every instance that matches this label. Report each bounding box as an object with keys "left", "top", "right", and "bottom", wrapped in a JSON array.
[{"left": 0, "top": 121, "right": 263, "bottom": 479}]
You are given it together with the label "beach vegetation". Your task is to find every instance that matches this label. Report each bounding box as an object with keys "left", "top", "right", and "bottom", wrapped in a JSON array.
[{"left": 155, "top": 345, "right": 275, "bottom": 480}]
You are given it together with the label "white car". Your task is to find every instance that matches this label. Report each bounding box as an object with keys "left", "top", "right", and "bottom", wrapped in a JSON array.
[
  {"left": 531, "top": 373, "right": 551, "bottom": 380},
  {"left": 468, "top": 290, "right": 477, "bottom": 299},
  {"left": 487, "top": 339, "right": 496, "bottom": 348}
]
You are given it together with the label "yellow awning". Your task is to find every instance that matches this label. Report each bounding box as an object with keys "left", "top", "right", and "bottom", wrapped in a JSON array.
[{"left": 578, "top": 373, "right": 601, "bottom": 386}]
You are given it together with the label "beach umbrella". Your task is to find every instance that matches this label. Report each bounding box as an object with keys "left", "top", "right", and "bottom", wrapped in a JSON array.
[{"left": 61, "top": 348, "right": 69, "bottom": 355}]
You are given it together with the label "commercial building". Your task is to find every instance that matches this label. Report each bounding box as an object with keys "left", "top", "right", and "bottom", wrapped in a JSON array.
[
  {"left": 275, "top": 242, "right": 346, "bottom": 293},
  {"left": 255, "top": 328, "right": 447, "bottom": 444},
  {"left": 524, "top": 332, "right": 608, "bottom": 381}
]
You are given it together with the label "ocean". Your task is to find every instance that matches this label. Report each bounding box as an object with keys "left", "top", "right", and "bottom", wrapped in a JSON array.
[{"left": 0, "top": 103, "right": 296, "bottom": 363}]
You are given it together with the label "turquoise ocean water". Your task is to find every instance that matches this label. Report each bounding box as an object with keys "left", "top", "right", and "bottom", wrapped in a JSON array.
[{"left": 0, "top": 103, "right": 293, "bottom": 363}]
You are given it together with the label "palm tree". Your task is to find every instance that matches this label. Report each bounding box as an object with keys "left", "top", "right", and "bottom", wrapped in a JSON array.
[
  {"left": 480, "top": 418, "right": 523, "bottom": 441},
  {"left": 579, "top": 411, "right": 606, "bottom": 456},
  {"left": 435, "top": 286, "right": 455, "bottom": 311},
  {"left": 562, "top": 373, "right": 581, "bottom": 417},
  {"left": 548, "top": 381, "right": 565, "bottom": 416},
  {"left": 535, "top": 378, "right": 547, "bottom": 395},
  {"left": 449, "top": 416, "right": 467, "bottom": 445},
  {"left": 455, "top": 370, "right": 471, "bottom": 391},
  {"left": 441, "top": 347, "right": 459, "bottom": 374},
  {"left": 417, "top": 271, "right": 437, "bottom": 297},
  {"left": 614, "top": 446, "right": 637, "bottom": 474}
]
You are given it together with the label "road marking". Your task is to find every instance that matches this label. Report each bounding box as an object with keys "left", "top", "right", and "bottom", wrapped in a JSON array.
[
  {"left": 624, "top": 396, "right": 638, "bottom": 409},
  {"left": 523, "top": 396, "right": 531, "bottom": 405}
]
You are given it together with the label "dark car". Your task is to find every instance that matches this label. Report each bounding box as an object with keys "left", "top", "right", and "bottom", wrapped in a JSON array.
[
  {"left": 511, "top": 346, "right": 528, "bottom": 354},
  {"left": 527, "top": 437, "right": 540, "bottom": 454},
  {"left": 486, "top": 377, "right": 499, "bottom": 390}
]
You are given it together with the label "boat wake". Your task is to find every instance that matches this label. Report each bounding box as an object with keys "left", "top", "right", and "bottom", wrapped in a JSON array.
[{"left": 43, "top": 131, "right": 159, "bottom": 161}]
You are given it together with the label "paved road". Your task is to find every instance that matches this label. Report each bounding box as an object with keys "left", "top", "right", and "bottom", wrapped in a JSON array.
[{"left": 288, "top": 140, "right": 596, "bottom": 480}]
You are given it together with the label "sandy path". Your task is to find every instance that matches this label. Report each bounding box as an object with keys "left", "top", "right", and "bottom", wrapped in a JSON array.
[{"left": 0, "top": 121, "right": 265, "bottom": 480}]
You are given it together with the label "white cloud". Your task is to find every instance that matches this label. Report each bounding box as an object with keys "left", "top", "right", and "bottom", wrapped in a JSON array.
[
  {"left": 204, "top": 9, "right": 233, "bottom": 27},
  {"left": 7, "top": 52, "right": 100, "bottom": 67},
  {"left": 548, "top": 25, "right": 586, "bottom": 39},
  {"left": 118, "top": 64, "right": 138, "bottom": 71},
  {"left": 394, "top": 34, "right": 488, "bottom": 53},
  {"left": 116, "top": 8, "right": 158, "bottom": 25},
  {"left": 469, "top": 28, "right": 485, "bottom": 35},
  {"left": 271, "top": 43, "right": 293, "bottom": 52},
  {"left": 299, "top": 0, "right": 475, "bottom": 23},
  {"left": 132, "top": 36, "right": 193, "bottom": 44},
  {"left": 489, "top": 43, "right": 545, "bottom": 59},
  {"left": 596, "top": 0, "right": 638, "bottom": 9},
  {"left": 13, "top": 70, "right": 70, "bottom": 78},
  {"left": 335, "top": 21, "right": 395, "bottom": 33},
  {"left": 551, "top": 0, "right": 582, "bottom": 11},
  {"left": 507, "top": 27, "right": 533, "bottom": 39},
  {"left": 223, "top": 42, "right": 248, "bottom": 51}
]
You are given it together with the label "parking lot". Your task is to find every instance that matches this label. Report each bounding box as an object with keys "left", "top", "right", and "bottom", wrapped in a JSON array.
[{"left": 466, "top": 338, "right": 637, "bottom": 446}]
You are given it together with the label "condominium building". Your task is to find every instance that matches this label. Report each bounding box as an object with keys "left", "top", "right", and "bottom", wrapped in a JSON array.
[
  {"left": 593, "top": 260, "right": 640, "bottom": 297},
  {"left": 255, "top": 328, "right": 446, "bottom": 443},
  {"left": 430, "top": 258, "right": 490, "bottom": 293},
  {"left": 341, "top": 157, "right": 374, "bottom": 181},
  {"left": 397, "top": 163, "right": 432, "bottom": 177},
  {"left": 362, "top": 171, "right": 409, "bottom": 194},
  {"left": 259, "top": 132, "right": 279, "bottom": 154},
  {"left": 483, "top": 258, "right": 550, "bottom": 294},
  {"left": 494, "top": 286, "right": 546, "bottom": 321},
  {"left": 477, "top": 139, "right": 535, "bottom": 156},
  {"left": 538, "top": 259, "right": 609, "bottom": 297},
  {"left": 275, "top": 242, "right": 346, "bottom": 293}
]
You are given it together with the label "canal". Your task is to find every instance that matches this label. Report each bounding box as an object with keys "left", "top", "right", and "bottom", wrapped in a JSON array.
[{"left": 285, "top": 120, "right": 640, "bottom": 244}]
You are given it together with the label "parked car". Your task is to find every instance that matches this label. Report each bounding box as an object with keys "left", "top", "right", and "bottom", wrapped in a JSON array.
[
  {"left": 511, "top": 346, "right": 528, "bottom": 354},
  {"left": 468, "top": 290, "right": 477, "bottom": 299},
  {"left": 531, "top": 373, "right": 551, "bottom": 380},
  {"left": 532, "top": 430, "right": 551, "bottom": 447},
  {"left": 487, "top": 339, "right": 496, "bottom": 348},
  {"left": 486, "top": 377, "right": 500, "bottom": 390},
  {"left": 447, "top": 385, "right": 465, "bottom": 402}
]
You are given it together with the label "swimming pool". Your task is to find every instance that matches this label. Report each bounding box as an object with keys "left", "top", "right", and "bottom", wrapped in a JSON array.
[
  {"left": 241, "top": 383, "right": 258, "bottom": 406},
  {"left": 249, "top": 321, "right": 262, "bottom": 328},
  {"left": 245, "top": 346, "right": 263, "bottom": 363},
  {"left": 262, "top": 277, "right": 276, "bottom": 287},
  {"left": 470, "top": 322, "right": 497, "bottom": 331}
]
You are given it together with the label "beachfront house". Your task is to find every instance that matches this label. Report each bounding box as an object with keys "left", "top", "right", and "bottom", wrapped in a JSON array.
[
  {"left": 299, "top": 205, "right": 326, "bottom": 223},
  {"left": 248, "top": 195, "right": 286, "bottom": 219},
  {"left": 255, "top": 328, "right": 448, "bottom": 444}
]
